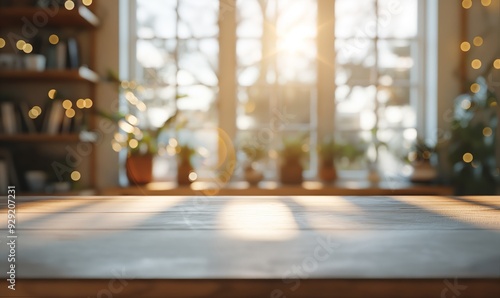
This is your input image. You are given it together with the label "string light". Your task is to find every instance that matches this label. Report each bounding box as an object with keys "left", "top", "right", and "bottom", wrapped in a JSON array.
[
  {"left": 82, "top": 0, "right": 93, "bottom": 6},
  {"left": 84, "top": 98, "right": 93, "bottom": 108},
  {"left": 494, "top": 59, "right": 500, "bottom": 70},
  {"left": 473, "top": 36, "right": 483, "bottom": 47},
  {"left": 461, "top": 98, "right": 472, "bottom": 109},
  {"left": 462, "top": 0, "right": 472, "bottom": 9},
  {"left": 49, "top": 34, "right": 60, "bottom": 45},
  {"left": 481, "top": 0, "right": 492, "bottom": 6},
  {"left": 16, "top": 40, "right": 26, "bottom": 50},
  {"left": 62, "top": 99, "right": 72, "bottom": 109},
  {"left": 470, "top": 83, "right": 481, "bottom": 93},
  {"left": 76, "top": 99, "right": 86, "bottom": 109},
  {"left": 460, "top": 42, "right": 471, "bottom": 52},
  {"left": 0, "top": 38, "right": 5, "bottom": 49},
  {"left": 23, "top": 43, "right": 33, "bottom": 54},
  {"left": 48, "top": 89, "right": 57, "bottom": 99},
  {"left": 471, "top": 59, "right": 482, "bottom": 69},
  {"left": 65, "top": 108, "right": 76, "bottom": 118},
  {"left": 483, "top": 127, "right": 493, "bottom": 137},
  {"left": 71, "top": 171, "right": 81, "bottom": 181},
  {"left": 129, "top": 139, "right": 139, "bottom": 149},
  {"left": 463, "top": 153, "right": 473, "bottom": 163},
  {"left": 64, "top": 0, "right": 75, "bottom": 10}
]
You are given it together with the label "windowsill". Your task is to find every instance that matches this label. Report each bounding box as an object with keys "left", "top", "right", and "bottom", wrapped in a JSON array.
[{"left": 99, "top": 179, "right": 453, "bottom": 196}]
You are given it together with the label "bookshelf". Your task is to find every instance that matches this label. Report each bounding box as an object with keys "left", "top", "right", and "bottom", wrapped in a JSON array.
[
  {"left": 0, "top": 1, "right": 100, "bottom": 193},
  {"left": 0, "top": 66, "right": 99, "bottom": 82}
]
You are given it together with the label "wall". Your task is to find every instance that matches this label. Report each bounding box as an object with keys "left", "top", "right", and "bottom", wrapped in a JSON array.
[{"left": 95, "top": 0, "right": 120, "bottom": 189}]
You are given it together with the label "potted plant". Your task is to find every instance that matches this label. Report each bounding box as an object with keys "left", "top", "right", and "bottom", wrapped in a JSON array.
[
  {"left": 407, "top": 138, "right": 438, "bottom": 183},
  {"left": 176, "top": 144, "right": 196, "bottom": 185},
  {"left": 99, "top": 71, "right": 182, "bottom": 185},
  {"left": 280, "top": 137, "right": 306, "bottom": 184},
  {"left": 318, "top": 138, "right": 338, "bottom": 183},
  {"left": 241, "top": 143, "right": 267, "bottom": 185},
  {"left": 449, "top": 76, "right": 498, "bottom": 194}
]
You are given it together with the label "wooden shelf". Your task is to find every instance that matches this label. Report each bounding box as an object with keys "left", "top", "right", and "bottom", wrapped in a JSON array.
[
  {"left": 0, "top": 6, "right": 99, "bottom": 28},
  {"left": 0, "top": 132, "right": 97, "bottom": 143},
  {"left": 0, "top": 66, "right": 99, "bottom": 83}
]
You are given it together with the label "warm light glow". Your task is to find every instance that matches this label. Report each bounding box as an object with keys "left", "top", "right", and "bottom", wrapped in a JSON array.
[
  {"left": 460, "top": 42, "right": 471, "bottom": 52},
  {"left": 471, "top": 59, "right": 482, "bottom": 69},
  {"left": 48, "top": 89, "right": 57, "bottom": 99},
  {"left": 76, "top": 99, "right": 85, "bottom": 109},
  {"left": 84, "top": 98, "right": 93, "bottom": 108},
  {"left": 119, "top": 120, "right": 135, "bottom": 133},
  {"left": 462, "top": 0, "right": 472, "bottom": 9},
  {"left": 219, "top": 200, "right": 298, "bottom": 241},
  {"left": 129, "top": 139, "right": 139, "bottom": 149},
  {"left": 62, "top": 99, "right": 72, "bottom": 109},
  {"left": 473, "top": 36, "right": 483, "bottom": 47},
  {"left": 461, "top": 99, "right": 472, "bottom": 110},
  {"left": 463, "top": 153, "right": 473, "bottom": 163},
  {"left": 49, "top": 34, "right": 60, "bottom": 45},
  {"left": 111, "top": 141, "right": 122, "bottom": 152},
  {"left": 82, "top": 0, "right": 92, "bottom": 6},
  {"left": 483, "top": 127, "right": 493, "bottom": 137},
  {"left": 16, "top": 40, "right": 26, "bottom": 50},
  {"left": 481, "top": 0, "right": 492, "bottom": 6},
  {"left": 494, "top": 59, "right": 500, "bottom": 69},
  {"left": 22, "top": 43, "right": 33, "bottom": 54},
  {"left": 0, "top": 38, "right": 5, "bottom": 49},
  {"left": 65, "top": 108, "right": 76, "bottom": 118},
  {"left": 169, "top": 138, "right": 178, "bottom": 147},
  {"left": 136, "top": 102, "right": 147, "bottom": 112},
  {"left": 470, "top": 83, "right": 481, "bottom": 94},
  {"left": 71, "top": 171, "right": 81, "bottom": 181},
  {"left": 65, "top": 0, "right": 75, "bottom": 10},
  {"left": 188, "top": 172, "right": 198, "bottom": 182},
  {"left": 126, "top": 114, "right": 138, "bottom": 126},
  {"left": 32, "top": 106, "right": 42, "bottom": 115}
]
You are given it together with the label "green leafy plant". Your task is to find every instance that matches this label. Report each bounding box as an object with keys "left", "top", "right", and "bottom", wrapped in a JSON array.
[
  {"left": 281, "top": 137, "right": 307, "bottom": 163},
  {"left": 407, "top": 138, "right": 435, "bottom": 164},
  {"left": 449, "top": 76, "right": 498, "bottom": 194},
  {"left": 98, "top": 70, "right": 185, "bottom": 156},
  {"left": 241, "top": 143, "right": 267, "bottom": 164},
  {"left": 318, "top": 138, "right": 338, "bottom": 165}
]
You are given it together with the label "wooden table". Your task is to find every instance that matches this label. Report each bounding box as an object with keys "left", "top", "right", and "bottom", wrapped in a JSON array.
[{"left": 1, "top": 196, "right": 499, "bottom": 297}]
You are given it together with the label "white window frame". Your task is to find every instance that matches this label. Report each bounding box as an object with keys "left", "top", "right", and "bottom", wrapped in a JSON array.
[{"left": 124, "top": 0, "right": 431, "bottom": 180}]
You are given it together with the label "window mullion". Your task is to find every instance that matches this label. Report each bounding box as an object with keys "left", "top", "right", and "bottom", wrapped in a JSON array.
[{"left": 317, "top": 0, "right": 336, "bottom": 140}]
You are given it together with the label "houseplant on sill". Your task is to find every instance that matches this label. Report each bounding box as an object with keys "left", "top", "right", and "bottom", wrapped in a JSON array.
[
  {"left": 407, "top": 138, "right": 438, "bottom": 183},
  {"left": 100, "top": 71, "right": 183, "bottom": 185},
  {"left": 280, "top": 137, "right": 307, "bottom": 185},
  {"left": 176, "top": 144, "right": 196, "bottom": 185},
  {"left": 318, "top": 138, "right": 338, "bottom": 183},
  {"left": 241, "top": 143, "right": 267, "bottom": 185}
]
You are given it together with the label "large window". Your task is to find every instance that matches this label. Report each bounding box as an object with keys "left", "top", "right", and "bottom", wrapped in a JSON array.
[{"left": 129, "top": 0, "right": 423, "bottom": 180}]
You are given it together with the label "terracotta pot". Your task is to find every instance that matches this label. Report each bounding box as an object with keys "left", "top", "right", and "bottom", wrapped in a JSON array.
[
  {"left": 280, "top": 161, "right": 303, "bottom": 185},
  {"left": 410, "top": 160, "right": 438, "bottom": 183},
  {"left": 319, "top": 163, "right": 337, "bottom": 183},
  {"left": 177, "top": 162, "right": 194, "bottom": 185},
  {"left": 126, "top": 154, "right": 153, "bottom": 185},
  {"left": 244, "top": 166, "right": 264, "bottom": 186}
]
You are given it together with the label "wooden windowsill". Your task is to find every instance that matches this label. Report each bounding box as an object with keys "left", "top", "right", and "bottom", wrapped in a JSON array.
[{"left": 100, "top": 180, "right": 453, "bottom": 196}]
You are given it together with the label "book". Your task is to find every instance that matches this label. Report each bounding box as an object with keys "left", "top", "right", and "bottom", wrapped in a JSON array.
[
  {"left": 55, "top": 41, "right": 67, "bottom": 70},
  {"left": 66, "top": 37, "right": 80, "bottom": 69},
  {"left": 44, "top": 100, "right": 64, "bottom": 135},
  {"left": 19, "top": 103, "right": 37, "bottom": 133},
  {"left": 1, "top": 102, "right": 18, "bottom": 134}
]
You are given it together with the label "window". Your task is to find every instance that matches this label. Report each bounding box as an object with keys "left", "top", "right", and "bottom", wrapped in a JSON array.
[{"left": 128, "top": 0, "right": 424, "bottom": 180}]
